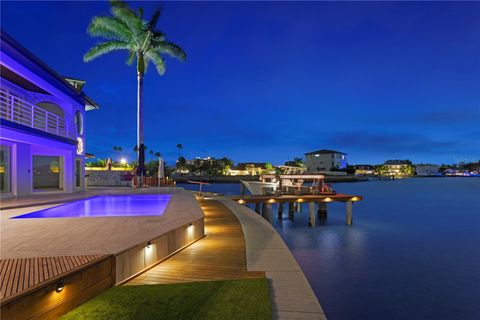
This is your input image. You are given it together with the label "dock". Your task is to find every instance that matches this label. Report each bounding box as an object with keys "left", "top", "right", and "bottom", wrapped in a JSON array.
[{"left": 229, "top": 193, "right": 363, "bottom": 226}]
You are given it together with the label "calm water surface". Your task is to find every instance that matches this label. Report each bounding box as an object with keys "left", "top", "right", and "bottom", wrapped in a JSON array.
[{"left": 179, "top": 178, "right": 480, "bottom": 320}]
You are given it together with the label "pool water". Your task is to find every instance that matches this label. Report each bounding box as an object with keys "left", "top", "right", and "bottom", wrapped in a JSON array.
[{"left": 12, "top": 194, "right": 172, "bottom": 219}]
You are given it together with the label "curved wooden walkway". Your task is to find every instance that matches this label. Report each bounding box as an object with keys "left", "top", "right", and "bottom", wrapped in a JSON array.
[{"left": 125, "top": 198, "right": 264, "bottom": 285}]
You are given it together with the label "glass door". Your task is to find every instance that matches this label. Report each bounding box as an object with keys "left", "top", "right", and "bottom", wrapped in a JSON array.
[
  {"left": 0, "top": 145, "right": 10, "bottom": 194},
  {"left": 33, "top": 155, "right": 63, "bottom": 191}
]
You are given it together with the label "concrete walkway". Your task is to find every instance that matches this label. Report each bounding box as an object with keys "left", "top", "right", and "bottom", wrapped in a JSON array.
[{"left": 216, "top": 197, "right": 326, "bottom": 320}]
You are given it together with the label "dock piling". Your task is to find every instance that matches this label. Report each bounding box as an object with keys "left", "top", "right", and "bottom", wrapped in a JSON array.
[
  {"left": 317, "top": 202, "right": 327, "bottom": 219},
  {"left": 255, "top": 203, "right": 261, "bottom": 214},
  {"left": 345, "top": 201, "right": 353, "bottom": 225},
  {"left": 288, "top": 202, "right": 295, "bottom": 220},
  {"left": 278, "top": 202, "right": 284, "bottom": 219},
  {"left": 263, "top": 203, "right": 273, "bottom": 223},
  {"left": 309, "top": 202, "right": 316, "bottom": 227},
  {"left": 296, "top": 202, "right": 302, "bottom": 212}
]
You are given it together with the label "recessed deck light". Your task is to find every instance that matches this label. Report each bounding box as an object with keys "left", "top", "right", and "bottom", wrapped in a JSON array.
[{"left": 55, "top": 281, "right": 64, "bottom": 293}]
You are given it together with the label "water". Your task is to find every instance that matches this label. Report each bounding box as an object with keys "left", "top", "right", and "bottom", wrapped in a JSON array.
[
  {"left": 12, "top": 194, "right": 171, "bottom": 219},
  {"left": 179, "top": 178, "right": 480, "bottom": 320}
]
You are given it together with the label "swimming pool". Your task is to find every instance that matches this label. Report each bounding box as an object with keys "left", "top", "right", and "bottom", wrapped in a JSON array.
[{"left": 12, "top": 194, "right": 172, "bottom": 219}]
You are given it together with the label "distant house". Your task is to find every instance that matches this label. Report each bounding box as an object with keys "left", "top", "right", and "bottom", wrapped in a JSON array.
[
  {"left": 415, "top": 164, "right": 440, "bottom": 176},
  {"left": 228, "top": 162, "right": 270, "bottom": 176},
  {"left": 304, "top": 149, "right": 347, "bottom": 172},
  {"left": 378, "top": 160, "right": 415, "bottom": 177},
  {"left": 353, "top": 164, "right": 375, "bottom": 175}
]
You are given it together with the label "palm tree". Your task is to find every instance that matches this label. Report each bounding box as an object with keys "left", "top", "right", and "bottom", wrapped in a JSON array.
[
  {"left": 176, "top": 143, "right": 183, "bottom": 158},
  {"left": 154, "top": 151, "right": 162, "bottom": 158},
  {"left": 84, "top": 1, "right": 186, "bottom": 186}
]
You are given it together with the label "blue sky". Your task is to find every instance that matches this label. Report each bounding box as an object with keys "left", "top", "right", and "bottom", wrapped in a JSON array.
[{"left": 2, "top": 1, "right": 479, "bottom": 165}]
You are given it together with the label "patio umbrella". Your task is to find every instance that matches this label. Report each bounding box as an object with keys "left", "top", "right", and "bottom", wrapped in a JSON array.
[{"left": 158, "top": 156, "right": 165, "bottom": 180}]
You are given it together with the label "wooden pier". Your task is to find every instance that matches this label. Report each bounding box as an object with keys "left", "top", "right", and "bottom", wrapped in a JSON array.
[{"left": 229, "top": 193, "right": 363, "bottom": 226}]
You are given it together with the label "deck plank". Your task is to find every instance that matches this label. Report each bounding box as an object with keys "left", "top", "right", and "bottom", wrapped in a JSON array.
[
  {"left": 0, "top": 255, "right": 107, "bottom": 302},
  {"left": 126, "top": 199, "right": 265, "bottom": 285}
]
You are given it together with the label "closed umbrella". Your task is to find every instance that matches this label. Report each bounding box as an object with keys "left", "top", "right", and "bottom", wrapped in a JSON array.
[{"left": 158, "top": 157, "right": 165, "bottom": 186}]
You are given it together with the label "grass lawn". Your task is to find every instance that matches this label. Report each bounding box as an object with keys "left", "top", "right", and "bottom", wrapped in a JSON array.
[{"left": 61, "top": 278, "right": 271, "bottom": 320}]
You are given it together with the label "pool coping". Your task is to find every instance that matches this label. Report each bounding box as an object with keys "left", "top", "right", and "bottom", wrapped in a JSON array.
[{"left": 214, "top": 196, "right": 327, "bottom": 320}]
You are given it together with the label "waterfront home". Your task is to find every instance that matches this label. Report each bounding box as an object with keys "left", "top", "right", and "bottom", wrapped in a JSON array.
[
  {"left": 353, "top": 164, "right": 375, "bottom": 175},
  {"left": 304, "top": 149, "right": 347, "bottom": 172},
  {"left": 377, "top": 160, "right": 415, "bottom": 177},
  {"left": 415, "top": 164, "right": 441, "bottom": 176},
  {"left": 228, "top": 162, "right": 272, "bottom": 176},
  {"left": 0, "top": 31, "right": 98, "bottom": 197}
]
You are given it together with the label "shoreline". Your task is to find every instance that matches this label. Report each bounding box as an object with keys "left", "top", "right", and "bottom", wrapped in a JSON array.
[{"left": 174, "top": 175, "right": 368, "bottom": 183}]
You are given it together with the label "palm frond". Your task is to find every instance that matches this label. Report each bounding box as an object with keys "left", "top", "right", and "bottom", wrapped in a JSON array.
[
  {"left": 146, "top": 51, "right": 166, "bottom": 75},
  {"left": 111, "top": 6, "right": 145, "bottom": 45},
  {"left": 126, "top": 50, "right": 136, "bottom": 65},
  {"left": 149, "top": 10, "right": 161, "bottom": 29},
  {"left": 152, "top": 41, "right": 186, "bottom": 62},
  {"left": 83, "top": 41, "right": 130, "bottom": 62},
  {"left": 87, "top": 16, "right": 132, "bottom": 42}
]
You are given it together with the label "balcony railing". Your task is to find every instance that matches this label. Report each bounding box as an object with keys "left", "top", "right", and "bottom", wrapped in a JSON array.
[{"left": 0, "top": 87, "right": 76, "bottom": 140}]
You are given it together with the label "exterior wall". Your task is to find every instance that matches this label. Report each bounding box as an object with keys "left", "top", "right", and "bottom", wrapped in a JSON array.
[
  {"left": 86, "top": 170, "right": 133, "bottom": 187},
  {"left": 305, "top": 153, "right": 347, "bottom": 172},
  {"left": 0, "top": 127, "right": 81, "bottom": 197},
  {"left": 0, "top": 41, "right": 88, "bottom": 197}
]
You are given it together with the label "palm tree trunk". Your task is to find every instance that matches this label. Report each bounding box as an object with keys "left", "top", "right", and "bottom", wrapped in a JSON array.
[{"left": 136, "top": 71, "right": 145, "bottom": 187}]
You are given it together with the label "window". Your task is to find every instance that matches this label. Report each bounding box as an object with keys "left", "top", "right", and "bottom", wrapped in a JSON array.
[
  {"left": 33, "top": 156, "right": 62, "bottom": 191},
  {"left": 75, "top": 158, "right": 82, "bottom": 187},
  {"left": 75, "top": 110, "right": 83, "bottom": 135},
  {"left": 0, "top": 145, "right": 11, "bottom": 193}
]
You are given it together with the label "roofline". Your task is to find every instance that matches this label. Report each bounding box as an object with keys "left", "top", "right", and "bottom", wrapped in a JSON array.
[
  {"left": 304, "top": 150, "right": 347, "bottom": 155},
  {"left": 0, "top": 30, "right": 99, "bottom": 110}
]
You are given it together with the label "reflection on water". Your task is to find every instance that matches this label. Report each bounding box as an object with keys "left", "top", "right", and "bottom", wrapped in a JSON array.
[{"left": 179, "top": 178, "right": 480, "bottom": 320}]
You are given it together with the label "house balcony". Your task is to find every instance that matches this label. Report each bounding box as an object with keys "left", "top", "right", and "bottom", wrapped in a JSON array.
[{"left": 0, "top": 87, "right": 76, "bottom": 141}]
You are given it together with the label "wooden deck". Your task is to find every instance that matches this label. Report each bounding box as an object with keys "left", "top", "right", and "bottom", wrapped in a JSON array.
[
  {"left": 0, "top": 254, "right": 106, "bottom": 303},
  {"left": 126, "top": 199, "right": 264, "bottom": 285},
  {"left": 229, "top": 193, "right": 363, "bottom": 204}
]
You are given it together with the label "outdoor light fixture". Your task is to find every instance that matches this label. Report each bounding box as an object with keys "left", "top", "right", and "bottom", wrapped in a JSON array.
[
  {"left": 147, "top": 241, "right": 152, "bottom": 249},
  {"left": 55, "top": 281, "right": 64, "bottom": 293},
  {"left": 187, "top": 223, "right": 193, "bottom": 229},
  {"left": 120, "top": 158, "right": 127, "bottom": 165},
  {"left": 238, "top": 199, "right": 245, "bottom": 204}
]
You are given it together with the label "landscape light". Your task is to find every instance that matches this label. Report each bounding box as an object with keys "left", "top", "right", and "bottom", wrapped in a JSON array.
[
  {"left": 55, "top": 281, "right": 64, "bottom": 293},
  {"left": 120, "top": 158, "right": 127, "bottom": 165}
]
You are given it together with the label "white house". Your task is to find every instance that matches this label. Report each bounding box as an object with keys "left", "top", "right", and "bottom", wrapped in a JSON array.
[
  {"left": 304, "top": 149, "right": 347, "bottom": 172},
  {"left": 0, "top": 31, "right": 98, "bottom": 197}
]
